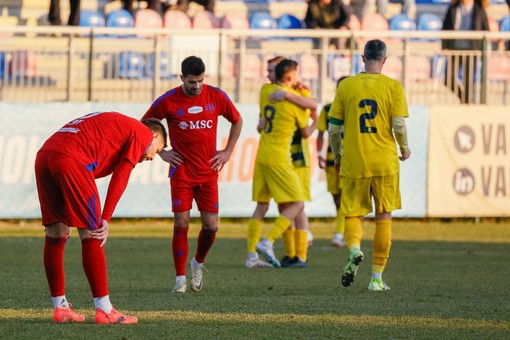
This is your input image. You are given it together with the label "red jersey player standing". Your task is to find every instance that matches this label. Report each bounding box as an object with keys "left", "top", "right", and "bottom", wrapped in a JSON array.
[
  {"left": 142, "top": 56, "right": 243, "bottom": 293},
  {"left": 35, "top": 112, "right": 167, "bottom": 324}
]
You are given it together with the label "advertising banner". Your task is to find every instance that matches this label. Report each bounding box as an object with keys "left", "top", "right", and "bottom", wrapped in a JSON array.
[
  {"left": 0, "top": 102, "right": 427, "bottom": 219},
  {"left": 428, "top": 106, "right": 510, "bottom": 217}
]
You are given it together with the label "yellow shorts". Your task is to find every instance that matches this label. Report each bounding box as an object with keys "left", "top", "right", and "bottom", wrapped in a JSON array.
[
  {"left": 294, "top": 166, "right": 311, "bottom": 202},
  {"left": 325, "top": 166, "right": 341, "bottom": 195},
  {"left": 340, "top": 174, "right": 401, "bottom": 216},
  {"left": 252, "top": 162, "right": 305, "bottom": 204}
]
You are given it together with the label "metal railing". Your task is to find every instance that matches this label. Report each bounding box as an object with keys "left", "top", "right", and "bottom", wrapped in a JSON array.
[{"left": 0, "top": 26, "right": 509, "bottom": 105}]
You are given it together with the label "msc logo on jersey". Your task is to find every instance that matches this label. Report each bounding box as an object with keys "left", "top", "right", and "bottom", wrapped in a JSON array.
[
  {"left": 179, "top": 120, "right": 213, "bottom": 130},
  {"left": 188, "top": 106, "right": 203, "bottom": 114}
]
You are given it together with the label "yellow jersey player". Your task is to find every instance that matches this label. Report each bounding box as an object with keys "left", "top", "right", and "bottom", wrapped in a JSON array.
[
  {"left": 317, "top": 76, "right": 349, "bottom": 248},
  {"left": 253, "top": 59, "right": 315, "bottom": 267},
  {"left": 246, "top": 57, "right": 317, "bottom": 269},
  {"left": 328, "top": 39, "right": 411, "bottom": 291}
]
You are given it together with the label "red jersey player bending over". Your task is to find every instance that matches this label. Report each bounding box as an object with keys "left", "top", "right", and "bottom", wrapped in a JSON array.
[
  {"left": 35, "top": 112, "right": 167, "bottom": 324},
  {"left": 142, "top": 55, "right": 243, "bottom": 294}
]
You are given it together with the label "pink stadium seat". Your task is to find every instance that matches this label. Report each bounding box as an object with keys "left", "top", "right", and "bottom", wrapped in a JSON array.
[
  {"left": 298, "top": 54, "right": 319, "bottom": 81},
  {"left": 192, "top": 11, "right": 221, "bottom": 29},
  {"left": 408, "top": 56, "right": 431, "bottom": 80},
  {"left": 231, "top": 54, "right": 263, "bottom": 79},
  {"left": 361, "top": 13, "right": 389, "bottom": 31},
  {"left": 9, "top": 50, "right": 37, "bottom": 78},
  {"left": 163, "top": 10, "right": 192, "bottom": 29},
  {"left": 383, "top": 56, "right": 403, "bottom": 81},
  {"left": 347, "top": 14, "right": 360, "bottom": 31},
  {"left": 488, "top": 55, "right": 510, "bottom": 81},
  {"left": 135, "top": 9, "right": 163, "bottom": 29},
  {"left": 221, "top": 12, "right": 250, "bottom": 29}
]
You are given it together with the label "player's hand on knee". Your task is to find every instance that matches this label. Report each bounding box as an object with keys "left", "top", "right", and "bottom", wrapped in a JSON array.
[{"left": 92, "top": 220, "right": 109, "bottom": 247}]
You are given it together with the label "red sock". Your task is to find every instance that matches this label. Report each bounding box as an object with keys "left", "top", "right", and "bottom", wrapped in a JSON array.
[
  {"left": 81, "top": 238, "right": 109, "bottom": 297},
  {"left": 194, "top": 229, "right": 217, "bottom": 263},
  {"left": 44, "top": 235, "right": 68, "bottom": 297},
  {"left": 172, "top": 227, "right": 189, "bottom": 276}
]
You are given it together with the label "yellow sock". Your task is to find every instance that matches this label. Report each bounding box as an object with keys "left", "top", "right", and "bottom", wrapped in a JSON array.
[
  {"left": 373, "top": 219, "right": 392, "bottom": 269},
  {"left": 344, "top": 217, "right": 362, "bottom": 251},
  {"left": 295, "top": 229, "right": 308, "bottom": 262},
  {"left": 334, "top": 208, "right": 345, "bottom": 234},
  {"left": 281, "top": 227, "right": 296, "bottom": 258},
  {"left": 267, "top": 215, "right": 291, "bottom": 243},
  {"left": 247, "top": 218, "right": 261, "bottom": 253}
]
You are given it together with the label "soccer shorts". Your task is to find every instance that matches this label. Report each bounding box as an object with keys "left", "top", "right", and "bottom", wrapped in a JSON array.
[
  {"left": 35, "top": 151, "right": 102, "bottom": 230},
  {"left": 170, "top": 177, "right": 219, "bottom": 213},
  {"left": 325, "top": 166, "right": 341, "bottom": 195},
  {"left": 340, "top": 174, "right": 401, "bottom": 216},
  {"left": 252, "top": 162, "right": 305, "bottom": 204},
  {"left": 294, "top": 166, "right": 311, "bottom": 202}
]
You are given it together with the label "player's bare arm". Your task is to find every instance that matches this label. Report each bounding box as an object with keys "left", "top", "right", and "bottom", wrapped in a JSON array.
[
  {"left": 300, "top": 109, "right": 318, "bottom": 138},
  {"left": 317, "top": 131, "right": 326, "bottom": 169},
  {"left": 392, "top": 116, "right": 411, "bottom": 161},
  {"left": 268, "top": 89, "right": 317, "bottom": 111}
]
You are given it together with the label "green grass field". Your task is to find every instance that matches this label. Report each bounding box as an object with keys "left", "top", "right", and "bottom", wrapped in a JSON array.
[{"left": 1, "top": 219, "right": 509, "bottom": 339}]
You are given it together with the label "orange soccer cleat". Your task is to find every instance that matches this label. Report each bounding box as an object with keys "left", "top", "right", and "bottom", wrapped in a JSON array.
[
  {"left": 53, "top": 306, "right": 85, "bottom": 323},
  {"left": 94, "top": 308, "right": 138, "bottom": 325}
]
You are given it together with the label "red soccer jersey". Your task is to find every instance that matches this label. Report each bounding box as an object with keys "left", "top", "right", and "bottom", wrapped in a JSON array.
[
  {"left": 143, "top": 84, "right": 241, "bottom": 182},
  {"left": 39, "top": 111, "right": 153, "bottom": 178}
]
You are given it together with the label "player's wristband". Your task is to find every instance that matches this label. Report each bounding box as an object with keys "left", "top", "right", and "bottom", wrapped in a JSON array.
[{"left": 317, "top": 151, "right": 323, "bottom": 158}]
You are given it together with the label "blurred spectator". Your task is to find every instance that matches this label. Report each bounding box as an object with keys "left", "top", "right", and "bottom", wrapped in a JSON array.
[
  {"left": 48, "top": 0, "right": 81, "bottom": 26},
  {"left": 121, "top": 0, "right": 163, "bottom": 16},
  {"left": 304, "top": 0, "right": 351, "bottom": 48},
  {"left": 162, "top": 0, "right": 215, "bottom": 14},
  {"left": 441, "top": 0, "right": 489, "bottom": 104},
  {"left": 350, "top": 0, "right": 415, "bottom": 19}
]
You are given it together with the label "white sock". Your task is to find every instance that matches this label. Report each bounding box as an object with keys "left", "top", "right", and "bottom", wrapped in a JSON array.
[
  {"left": 191, "top": 258, "right": 203, "bottom": 267},
  {"left": 51, "top": 295, "right": 69, "bottom": 309},
  {"left": 94, "top": 295, "right": 113, "bottom": 314},
  {"left": 176, "top": 275, "right": 186, "bottom": 283},
  {"left": 372, "top": 272, "right": 382, "bottom": 280}
]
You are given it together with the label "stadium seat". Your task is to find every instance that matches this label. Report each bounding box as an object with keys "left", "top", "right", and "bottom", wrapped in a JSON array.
[
  {"left": 488, "top": 16, "right": 500, "bottom": 50},
  {"left": 135, "top": 9, "right": 163, "bottom": 29},
  {"left": 488, "top": 54, "right": 510, "bottom": 81},
  {"left": 277, "top": 14, "right": 304, "bottom": 29},
  {"left": 117, "top": 52, "right": 145, "bottom": 79},
  {"left": 192, "top": 11, "right": 221, "bottom": 29},
  {"left": 361, "top": 13, "right": 389, "bottom": 31},
  {"left": 106, "top": 9, "right": 134, "bottom": 28},
  {"left": 407, "top": 55, "right": 431, "bottom": 80},
  {"left": 249, "top": 12, "right": 277, "bottom": 29},
  {"left": 383, "top": 56, "right": 403, "bottom": 81},
  {"left": 221, "top": 12, "right": 250, "bottom": 29},
  {"left": 500, "top": 15, "right": 510, "bottom": 32},
  {"left": 146, "top": 52, "right": 172, "bottom": 79},
  {"left": 79, "top": 10, "right": 106, "bottom": 28},
  {"left": 163, "top": 10, "right": 192, "bottom": 29},
  {"left": 347, "top": 14, "right": 361, "bottom": 31},
  {"left": 297, "top": 54, "right": 319, "bottom": 81},
  {"left": 8, "top": 50, "right": 37, "bottom": 78},
  {"left": 416, "top": 13, "right": 442, "bottom": 41},
  {"left": 389, "top": 14, "right": 416, "bottom": 31},
  {"left": 0, "top": 52, "right": 6, "bottom": 78}
]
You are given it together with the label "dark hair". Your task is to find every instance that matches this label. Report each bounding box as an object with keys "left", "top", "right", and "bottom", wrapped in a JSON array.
[
  {"left": 267, "top": 55, "right": 286, "bottom": 65},
  {"left": 181, "top": 56, "right": 205, "bottom": 77},
  {"left": 141, "top": 119, "right": 168, "bottom": 148},
  {"left": 363, "top": 39, "right": 387, "bottom": 61},
  {"left": 275, "top": 59, "right": 298, "bottom": 82}
]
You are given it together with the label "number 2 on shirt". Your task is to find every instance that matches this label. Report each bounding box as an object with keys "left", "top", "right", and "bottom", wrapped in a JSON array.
[{"left": 359, "top": 99, "right": 377, "bottom": 134}]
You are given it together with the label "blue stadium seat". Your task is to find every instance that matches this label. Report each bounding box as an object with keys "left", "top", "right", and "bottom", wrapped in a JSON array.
[
  {"left": 145, "top": 52, "right": 173, "bottom": 79},
  {"left": 249, "top": 12, "right": 277, "bottom": 29},
  {"left": 0, "top": 52, "right": 6, "bottom": 78},
  {"left": 389, "top": 14, "right": 416, "bottom": 31},
  {"left": 417, "top": 13, "right": 442, "bottom": 41},
  {"left": 118, "top": 52, "right": 145, "bottom": 79},
  {"left": 277, "top": 14, "right": 304, "bottom": 29},
  {"left": 79, "top": 10, "right": 106, "bottom": 28},
  {"left": 501, "top": 16, "right": 510, "bottom": 32},
  {"left": 106, "top": 9, "right": 134, "bottom": 28}
]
